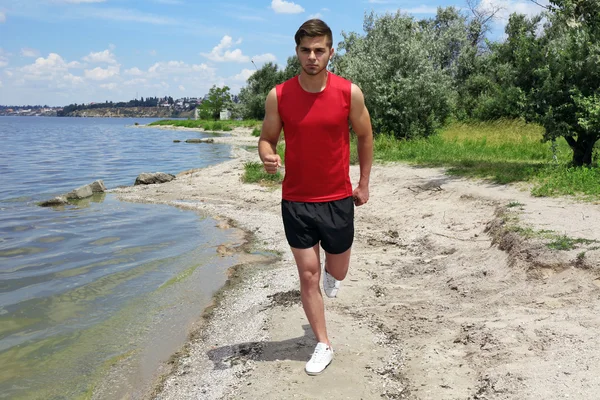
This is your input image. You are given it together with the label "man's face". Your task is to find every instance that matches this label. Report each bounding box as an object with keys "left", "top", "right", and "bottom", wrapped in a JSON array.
[{"left": 296, "top": 36, "right": 333, "bottom": 76}]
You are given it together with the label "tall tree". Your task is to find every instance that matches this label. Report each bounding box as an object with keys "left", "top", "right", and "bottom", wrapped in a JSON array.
[
  {"left": 530, "top": 0, "right": 600, "bottom": 165},
  {"left": 238, "top": 59, "right": 298, "bottom": 120},
  {"left": 200, "top": 85, "right": 232, "bottom": 120}
]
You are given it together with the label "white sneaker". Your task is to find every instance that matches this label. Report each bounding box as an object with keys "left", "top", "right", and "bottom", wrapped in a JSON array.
[
  {"left": 305, "top": 342, "right": 333, "bottom": 375},
  {"left": 323, "top": 266, "right": 341, "bottom": 298}
]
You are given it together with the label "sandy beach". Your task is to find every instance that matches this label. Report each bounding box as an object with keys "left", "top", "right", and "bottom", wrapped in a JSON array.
[{"left": 111, "top": 126, "right": 600, "bottom": 399}]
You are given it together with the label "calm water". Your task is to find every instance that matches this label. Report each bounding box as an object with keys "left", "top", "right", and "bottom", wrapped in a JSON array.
[{"left": 0, "top": 117, "right": 241, "bottom": 399}]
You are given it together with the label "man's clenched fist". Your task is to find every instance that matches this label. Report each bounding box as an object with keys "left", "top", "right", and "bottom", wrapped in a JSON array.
[{"left": 262, "top": 154, "right": 282, "bottom": 174}]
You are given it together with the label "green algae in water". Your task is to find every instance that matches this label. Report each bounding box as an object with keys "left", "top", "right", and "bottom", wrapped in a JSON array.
[
  {"left": 53, "top": 257, "right": 131, "bottom": 279},
  {"left": 89, "top": 236, "right": 120, "bottom": 246},
  {"left": 158, "top": 263, "right": 201, "bottom": 289},
  {"left": 0, "top": 245, "right": 233, "bottom": 400},
  {"left": 0, "top": 316, "right": 43, "bottom": 336},
  {"left": 0, "top": 246, "right": 46, "bottom": 257},
  {"left": 37, "top": 236, "right": 66, "bottom": 243},
  {"left": 115, "top": 242, "right": 172, "bottom": 256}
]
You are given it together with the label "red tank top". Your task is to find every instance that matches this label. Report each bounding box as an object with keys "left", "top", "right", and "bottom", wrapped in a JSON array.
[{"left": 276, "top": 72, "right": 352, "bottom": 202}]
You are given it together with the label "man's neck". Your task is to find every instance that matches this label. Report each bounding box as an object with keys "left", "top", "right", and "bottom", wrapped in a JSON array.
[{"left": 298, "top": 70, "right": 328, "bottom": 93}]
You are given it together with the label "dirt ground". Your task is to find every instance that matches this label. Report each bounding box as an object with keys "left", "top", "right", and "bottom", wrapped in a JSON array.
[{"left": 112, "top": 126, "right": 600, "bottom": 400}]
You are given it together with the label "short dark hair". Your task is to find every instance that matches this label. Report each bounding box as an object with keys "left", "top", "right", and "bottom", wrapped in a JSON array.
[{"left": 294, "top": 19, "right": 333, "bottom": 48}]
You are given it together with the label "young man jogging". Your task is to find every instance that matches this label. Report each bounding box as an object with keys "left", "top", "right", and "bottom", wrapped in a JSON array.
[{"left": 258, "top": 19, "right": 373, "bottom": 375}]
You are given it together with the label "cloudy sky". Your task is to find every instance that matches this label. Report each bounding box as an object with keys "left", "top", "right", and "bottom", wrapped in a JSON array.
[{"left": 0, "top": 0, "right": 548, "bottom": 106}]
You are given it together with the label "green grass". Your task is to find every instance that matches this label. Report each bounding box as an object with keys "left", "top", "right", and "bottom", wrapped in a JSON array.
[
  {"left": 505, "top": 221, "right": 598, "bottom": 251},
  {"left": 370, "top": 119, "right": 600, "bottom": 200},
  {"left": 251, "top": 127, "right": 261, "bottom": 137},
  {"left": 531, "top": 166, "right": 600, "bottom": 199},
  {"left": 242, "top": 162, "right": 283, "bottom": 185},
  {"left": 546, "top": 235, "right": 597, "bottom": 251},
  {"left": 242, "top": 142, "right": 285, "bottom": 185},
  {"left": 148, "top": 119, "right": 261, "bottom": 131}
]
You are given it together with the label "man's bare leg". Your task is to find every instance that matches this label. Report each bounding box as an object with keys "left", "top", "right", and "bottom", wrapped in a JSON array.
[
  {"left": 291, "top": 244, "right": 330, "bottom": 346},
  {"left": 323, "top": 247, "right": 351, "bottom": 281}
]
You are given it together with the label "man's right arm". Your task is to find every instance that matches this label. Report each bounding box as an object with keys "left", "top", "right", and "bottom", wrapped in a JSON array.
[{"left": 258, "top": 87, "right": 283, "bottom": 174}]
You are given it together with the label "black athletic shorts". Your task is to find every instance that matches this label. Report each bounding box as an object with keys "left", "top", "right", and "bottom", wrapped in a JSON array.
[{"left": 281, "top": 196, "right": 354, "bottom": 254}]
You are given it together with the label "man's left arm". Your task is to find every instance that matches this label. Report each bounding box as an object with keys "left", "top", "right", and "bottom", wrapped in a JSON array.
[{"left": 349, "top": 83, "right": 373, "bottom": 206}]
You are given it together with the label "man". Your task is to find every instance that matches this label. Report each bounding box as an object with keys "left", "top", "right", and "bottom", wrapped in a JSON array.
[{"left": 258, "top": 18, "right": 373, "bottom": 375}]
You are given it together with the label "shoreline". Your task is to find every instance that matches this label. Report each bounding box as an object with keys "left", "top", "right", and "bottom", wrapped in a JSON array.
[
  {"left": 111, "top": 126, "right": 600, "bottom": 399},
  {"left": 141, "top": 124, "right": 260, "bottom": 147},
  {"left": 110, "top": 136, "right": 298, "bottom": 399}
]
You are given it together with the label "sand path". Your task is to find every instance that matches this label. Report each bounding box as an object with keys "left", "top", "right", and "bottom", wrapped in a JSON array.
[{"left": 112, "top": 126, "right": 600, "bottom": 400}]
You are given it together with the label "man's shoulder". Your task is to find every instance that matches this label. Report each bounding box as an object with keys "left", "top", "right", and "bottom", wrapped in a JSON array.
[
  {"left": 328, "top": 72, "right": 352, "bottom": 86},
  {"left": 277, "top": 75, "right": 299, "bottom": 89},
  {"left": 328, "top": 72, "right": 353, "bottom": 93}
]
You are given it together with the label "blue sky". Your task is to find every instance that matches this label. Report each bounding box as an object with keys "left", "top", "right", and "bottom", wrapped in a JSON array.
[{"left": 0, "top": 0, "right": 548, "bottom": 106}]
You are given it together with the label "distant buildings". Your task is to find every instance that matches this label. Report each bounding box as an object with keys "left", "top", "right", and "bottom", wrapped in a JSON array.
[{"left": 0, "top": 106, "right": 62, "bottom": 116}]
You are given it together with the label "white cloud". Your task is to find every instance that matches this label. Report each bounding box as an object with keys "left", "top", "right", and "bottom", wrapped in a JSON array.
[
  {"left": 125, "top": 67, "right": 143, "bottom": 76},
  {"left": 84, "top": 65, "right": 120, "bottom": 80},
  {"left": 271, "top": 0, "right": 304, "bottom": 14},
  {"left": 83, "top": 49, "right": 117, "bottom": 64},
  {"left": 0, "top": 11, "right": 5, "bottom": 23},
  {"left": 100, "top": 82, "right": 118, "bottom": 90},
  {"left": 67, "top": 61, "right": 84, "bottom": 68},
  {"left": 63, "top": 74, "right": 84, "bottom": 85},
  {"left": 149, "top": 50, "right": 157, "bottom": 56},
  {"left": 201, "top": 36, "right": 251, "bottom": 63},
  {"left": 22, "top": 53, "right": 70, "bottom": 76},
  {"left": 10, "top": 53, "right": 86, "bottom": 95},
  {"left": 178, "top": 85, "right": 185, "bottom": 91},
  {"left": 480, "top": 0, "right": 549, "bottom": 22},
  {"left": 108, "top": 43, "right": 116, "bottom": 50},
  {"left": 124, "top": 78, "right": 147, "bottom": 86},
  {"left": 21, "top": 48, "right": 40, "bottom": 58},
  {"left": 147, "top": 60, "right": 216, "bottom": 77},
  {"left": 0, "top": 80, "right": 3, "bottom": 87},
  {"left": 233, "top": 68, "right": 255, "bottom": 82},
  {"left": 5, "top": 70, "right": 13, "bottom": 77},
  {"left": 252, "top": 53, "right": 277, "bottom": 63},
  {"left": 308, "top": 13, "right": 322, "bottom": 19}
]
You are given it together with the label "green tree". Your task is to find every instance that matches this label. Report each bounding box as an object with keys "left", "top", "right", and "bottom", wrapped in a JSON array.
[
  {"left": 238, "top": 58, "right": 300, "bottom": 120},
  {"left": 464, "top": 13, "right": 544, "bottom": 121},
  {"left": 280, "top": 55, "right": 301, "bottom": 81},
  {"left": 333, "top": 11, "right": 454, "bottom": 138},
  {"left": 200, "top": 85, "right": 232, "bottom": 120},
  {"left": 532, "top": 0, "right": 600, "bottom": 166},
  {"left": 238, "top": 63, "right": 280, "bottom": 120}
]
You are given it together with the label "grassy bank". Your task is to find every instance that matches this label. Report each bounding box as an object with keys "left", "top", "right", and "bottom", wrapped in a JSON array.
[
  {"left": 363, "top": 119, "right": 599, "bottom": 200},
  {"left": 148, "top": 119, "right": 261, "bottom": 131}
]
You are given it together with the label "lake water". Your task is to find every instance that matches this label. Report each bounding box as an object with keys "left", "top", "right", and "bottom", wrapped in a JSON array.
[{"left": 0, "top": 117, "right": 243, "bottom": 399}]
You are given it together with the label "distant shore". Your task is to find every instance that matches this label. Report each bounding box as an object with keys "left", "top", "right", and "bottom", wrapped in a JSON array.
[{"left": 0, "top": 107, "right": 194, "bottom": 118}]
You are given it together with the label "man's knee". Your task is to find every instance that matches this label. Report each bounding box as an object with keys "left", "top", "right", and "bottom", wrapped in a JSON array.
[{"left": 299, "top": 268, "right": 320, "bottom": 288}]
